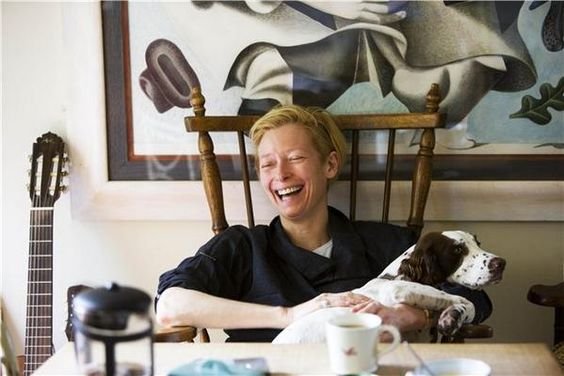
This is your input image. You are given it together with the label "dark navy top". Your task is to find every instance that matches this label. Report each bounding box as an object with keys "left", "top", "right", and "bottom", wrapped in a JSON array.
[{"left": 157, "top": 207, "right": 492, "bottom": 342}]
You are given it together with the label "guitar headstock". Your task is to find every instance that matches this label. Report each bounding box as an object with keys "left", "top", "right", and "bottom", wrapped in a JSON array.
[{"left": 28, "top": 132, "right": 68, "bottom": 207}]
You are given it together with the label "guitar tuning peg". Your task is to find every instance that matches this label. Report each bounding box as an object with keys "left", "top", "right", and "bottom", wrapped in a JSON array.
[
  {"left": 61, "top": 170, "right": 69, "bottom": 177},
  {"left": 28, "top": 154, "right": 33, "bottom": 162},
  {"left": 60, "top": 185, "right": 68, "bottom": 193},
  {"left": 63, "top": 153, "right": 70, "bottom": 163}
]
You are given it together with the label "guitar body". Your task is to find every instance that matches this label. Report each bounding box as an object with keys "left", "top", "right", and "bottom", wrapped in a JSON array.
[{"left": 22, "top": 132, "right": 67, "bottom": 376}]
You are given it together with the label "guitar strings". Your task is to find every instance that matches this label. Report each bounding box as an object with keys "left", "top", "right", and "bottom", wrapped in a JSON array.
[
  {"left": 25, "top": 189, "right": 54, "bottom": 375},
  {"left": 26, "top": 194, "right": 37, "bottom": 374}
]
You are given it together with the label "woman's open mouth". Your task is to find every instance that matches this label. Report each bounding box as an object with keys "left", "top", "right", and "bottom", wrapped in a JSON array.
[{"left": 276, "top": 185, "right": 303, "bottom": 200}]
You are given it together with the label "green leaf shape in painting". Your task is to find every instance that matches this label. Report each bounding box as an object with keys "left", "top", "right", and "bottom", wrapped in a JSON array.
[{"left": 510, "top": 77, "right": 564, "bottom": 125}]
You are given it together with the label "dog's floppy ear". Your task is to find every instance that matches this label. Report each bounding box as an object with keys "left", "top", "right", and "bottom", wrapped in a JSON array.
[{"left": 398, "top": 232, "right": 452, "bottom": 286}]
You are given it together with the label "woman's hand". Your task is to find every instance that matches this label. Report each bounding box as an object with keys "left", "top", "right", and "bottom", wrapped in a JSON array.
[
  {"left": 304, "top": 0, "right": 408, "bottom": 24},
  {"left": 286, "top": 292, "right": 371, "bottom": 326},
  {"left": 351, "top": 300, "right": 427, "bottom": 332}
]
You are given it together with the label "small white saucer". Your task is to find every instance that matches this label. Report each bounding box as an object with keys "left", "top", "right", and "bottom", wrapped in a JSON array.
[{"left": 405, "top": 357, "right": 491, "bottom": 376}]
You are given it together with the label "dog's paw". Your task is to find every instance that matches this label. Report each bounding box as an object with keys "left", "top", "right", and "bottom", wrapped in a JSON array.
[{"left": 438, "top": 306, "right": 464, "bottom": 336}]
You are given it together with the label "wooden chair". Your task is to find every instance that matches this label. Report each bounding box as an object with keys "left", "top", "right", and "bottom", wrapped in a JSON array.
[
  {"left": 527, "top": 282, "right": 564, "bottom": 367},
  {"left": 169, "top": 83, "right": 492, "bottom": 343},
  {"left": 527, "top": 282, "right": 564, "bottom": 346}
]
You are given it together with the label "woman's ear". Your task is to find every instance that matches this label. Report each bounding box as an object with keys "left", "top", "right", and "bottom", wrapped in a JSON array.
[{"left": 325, "top": 151, "right": 339, "bottom": 179}]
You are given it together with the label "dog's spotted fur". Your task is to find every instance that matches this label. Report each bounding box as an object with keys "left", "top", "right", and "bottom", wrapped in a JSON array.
[{"left": 272, "top": 231, "right": 505, "bottom": 344}]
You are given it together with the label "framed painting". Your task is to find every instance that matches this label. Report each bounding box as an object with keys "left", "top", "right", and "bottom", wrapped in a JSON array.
[
  {"left": 103, "top": 1, "right": 563, "bottom": 182},
  {"left": 63, "top": 2, "right": 563, "bottom": 221}
]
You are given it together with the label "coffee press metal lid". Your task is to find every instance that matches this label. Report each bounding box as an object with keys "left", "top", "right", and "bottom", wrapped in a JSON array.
[{"left": 73, "top": 282, "right": 151, "bottom": 330}]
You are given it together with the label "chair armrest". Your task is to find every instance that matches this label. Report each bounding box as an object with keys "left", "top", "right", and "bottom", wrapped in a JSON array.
[
  {"left": 457, "top": 323, "right": 494, "bottom": 338},
  {"left": 527, "top": 283, "right": 564, "bottom": 308},
  {"left": 153, "top": 326, "right": 209, "bottom": 343},
  {"left": 441, "top": 323, "right": 493, "bottom": 343}
]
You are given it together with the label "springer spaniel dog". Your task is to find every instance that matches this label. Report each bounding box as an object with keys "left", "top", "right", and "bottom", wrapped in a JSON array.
[{"left": 272, "top": 231, "right": 506, "bottom": 344}]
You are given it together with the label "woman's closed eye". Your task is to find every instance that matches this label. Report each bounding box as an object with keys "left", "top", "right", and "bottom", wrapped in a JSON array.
[
  {"left": 289, "top": 155, "right": 305, "bottom": 162},
  {"left": 260, "top": 161, "right": 274, "bottom": 169}
]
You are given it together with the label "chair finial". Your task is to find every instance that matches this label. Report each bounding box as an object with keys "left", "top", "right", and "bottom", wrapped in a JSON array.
[
  {"left": 190, "top": 86, "right": 206, "bottom": 117},
  {"left": 425, "top": 83, "right": 441, "bottom": 113}
]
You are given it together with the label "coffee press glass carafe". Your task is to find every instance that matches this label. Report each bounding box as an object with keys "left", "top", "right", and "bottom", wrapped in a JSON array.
[{"left": 72, "top": 282, "right": 154, "bottom": 376}]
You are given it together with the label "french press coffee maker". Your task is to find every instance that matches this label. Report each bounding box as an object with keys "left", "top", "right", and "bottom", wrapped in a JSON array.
[{"left": 72, "top": 282, "right": 154, "bottom": 376}]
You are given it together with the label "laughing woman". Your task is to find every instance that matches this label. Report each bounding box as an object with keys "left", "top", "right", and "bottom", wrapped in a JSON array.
[{"left": 155, "top": 105, "right": 491, "bottom": 342}]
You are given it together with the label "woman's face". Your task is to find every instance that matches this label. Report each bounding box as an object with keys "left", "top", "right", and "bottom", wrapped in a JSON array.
[{"left": 257, "top": 123, "right": 338, "bottom": 222}]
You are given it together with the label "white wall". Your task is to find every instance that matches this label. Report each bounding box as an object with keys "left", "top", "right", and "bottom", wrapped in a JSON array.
[
  {"left": 2, "top": 2, "right": 563, "bottom": 358},
  {"left": 1, "top": 1, "right": 216, "bottom": 352}
]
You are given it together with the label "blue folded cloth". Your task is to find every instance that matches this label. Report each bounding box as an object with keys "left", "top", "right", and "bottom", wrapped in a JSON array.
[{"left": 168, "top": 358, "right": 268, "bottom": 376}]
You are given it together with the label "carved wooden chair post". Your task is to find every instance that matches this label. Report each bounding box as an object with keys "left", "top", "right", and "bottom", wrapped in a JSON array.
[
  {"left": 191, "top": 87, "right": 229, "bottom": 235},
  {"left": 407, "top": 86, "right": 439, "bottom": 235}
]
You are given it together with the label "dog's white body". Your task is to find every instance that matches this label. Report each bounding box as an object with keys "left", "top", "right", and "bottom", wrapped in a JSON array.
[{"left": 272, "top": 231, "right": 503, "bottom": 344}]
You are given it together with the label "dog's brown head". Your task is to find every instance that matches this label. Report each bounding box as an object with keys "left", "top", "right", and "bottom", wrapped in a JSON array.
[{"left": 397, "top": 231, "right": 506, "bottom": 289}]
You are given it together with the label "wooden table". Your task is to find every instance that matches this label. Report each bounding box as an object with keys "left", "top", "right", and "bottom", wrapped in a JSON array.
[{"left": 34, "top": 342, "right": 561, "bottom": 375}]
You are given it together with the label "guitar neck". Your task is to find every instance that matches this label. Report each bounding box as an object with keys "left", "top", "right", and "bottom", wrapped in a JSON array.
[{"left": 24, "top": 207, "right": 54, "bottom": 375}]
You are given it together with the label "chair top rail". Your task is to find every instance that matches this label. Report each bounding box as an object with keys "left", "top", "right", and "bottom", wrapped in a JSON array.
[{"left": 185, "top": 112, "right": 446, "bottom": 133}]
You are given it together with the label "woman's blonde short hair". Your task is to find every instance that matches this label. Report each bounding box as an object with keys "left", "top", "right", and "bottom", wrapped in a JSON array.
[{"left": 249, "top": 105, "right": 347, "bottom": 179}]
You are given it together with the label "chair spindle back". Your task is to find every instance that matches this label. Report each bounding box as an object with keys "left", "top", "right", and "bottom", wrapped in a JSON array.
[{"left": 186, "top": 84, "right": 444, "bottom": 238}]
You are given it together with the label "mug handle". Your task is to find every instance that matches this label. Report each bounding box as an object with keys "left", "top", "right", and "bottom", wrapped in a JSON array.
[{"left": 375, "top": 324, "right": 401, "bottom": 357}]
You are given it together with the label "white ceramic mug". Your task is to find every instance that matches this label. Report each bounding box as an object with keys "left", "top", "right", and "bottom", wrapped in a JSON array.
[{"left": 326, "top": 313, "right": 401, "bottom": 375}]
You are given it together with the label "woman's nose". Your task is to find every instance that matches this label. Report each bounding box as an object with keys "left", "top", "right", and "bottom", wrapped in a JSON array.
[{"left": 274, "top": 162, "right": 290, "bottom": 181}]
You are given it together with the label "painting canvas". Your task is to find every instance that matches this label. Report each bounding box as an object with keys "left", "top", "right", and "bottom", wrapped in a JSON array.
[{"left": 104, "top": 1, "right": 563, "bottom": 181}]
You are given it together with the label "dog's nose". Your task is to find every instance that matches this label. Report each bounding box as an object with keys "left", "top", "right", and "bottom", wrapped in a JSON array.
[{"left": 489, "top": 257, "right": 506, "bottom": 272}]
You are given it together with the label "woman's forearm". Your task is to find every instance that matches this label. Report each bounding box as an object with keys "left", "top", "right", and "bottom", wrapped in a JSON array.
[
  {"left": 155, "top": 288, "right": 371, "bottom": 330},
  {"left": 156, "top": 287, "right": 289, "bottom": 329}
]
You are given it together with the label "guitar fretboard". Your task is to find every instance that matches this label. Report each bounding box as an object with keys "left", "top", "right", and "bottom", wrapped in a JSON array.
[{"left": 24, "top": 207, "right": 54, "bottom": 375}]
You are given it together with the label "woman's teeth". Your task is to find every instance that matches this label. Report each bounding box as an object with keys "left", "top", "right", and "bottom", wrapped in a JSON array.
[{"left": 277, "top": 186, "right": 302, "bottom": 197}]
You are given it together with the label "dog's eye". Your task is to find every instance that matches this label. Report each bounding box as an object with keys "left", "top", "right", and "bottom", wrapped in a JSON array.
[{"left": 455, "top": 246, "right": 464, "bottom": 254}]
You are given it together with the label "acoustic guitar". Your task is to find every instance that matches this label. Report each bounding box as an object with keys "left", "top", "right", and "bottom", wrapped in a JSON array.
[{"left": 21, "top": 132, "right": 67, "bottom": 375}]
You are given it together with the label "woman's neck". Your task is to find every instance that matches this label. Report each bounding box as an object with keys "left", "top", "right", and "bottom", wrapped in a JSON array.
[{"left": 281, "top": 207, "right": 330, "bottom": 251}]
